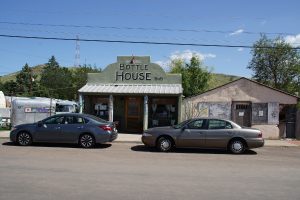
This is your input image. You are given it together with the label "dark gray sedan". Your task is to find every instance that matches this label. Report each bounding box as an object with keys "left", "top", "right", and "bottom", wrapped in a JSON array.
[
  {"left": 142, "top": 118, "right": 264, "bottom": 154},
  {"left": 10, "top": 113, "right": 118, "bottom": 148}
]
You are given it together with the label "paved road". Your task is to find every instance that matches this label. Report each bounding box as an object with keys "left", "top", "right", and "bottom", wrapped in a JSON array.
[{"left": 0, "top": 139, "right": 300, "bottom": 200}]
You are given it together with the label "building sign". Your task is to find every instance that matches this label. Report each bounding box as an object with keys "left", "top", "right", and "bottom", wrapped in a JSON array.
[
  {"left": 86, "top": 56, "right": 180, "bottom": 85},
  {"left": 116, "top": 64, "right": 152, "bottom": 81}
]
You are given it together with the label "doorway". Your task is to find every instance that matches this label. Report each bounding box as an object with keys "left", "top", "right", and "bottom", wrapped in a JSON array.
[
  {"left": 125, "top": 97, "right": 143, "bottom": 132},
  {"left": 232, "top": 101, "right": 251, "bottom": 127}
]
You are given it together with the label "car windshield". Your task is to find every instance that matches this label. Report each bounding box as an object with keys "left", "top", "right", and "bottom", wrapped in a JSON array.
[
  {"left": 172, "top": 119, "right": 191, "bottom": 129},
  {"left": 55, "top": 105, "right": 69, "bottom": 112}
]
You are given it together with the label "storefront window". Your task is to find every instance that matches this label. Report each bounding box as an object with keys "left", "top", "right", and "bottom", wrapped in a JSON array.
[{"left": 149, "top": 97, "right": 177, "bottom": 127}]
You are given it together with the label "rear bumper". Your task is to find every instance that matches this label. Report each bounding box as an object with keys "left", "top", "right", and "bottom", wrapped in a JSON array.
[
  {"left": 95, "top": 131, "right": 118, "bottom": 143},
  {"left": 247, "top": 138, "right": 264, "bottom": 149},
  {"left": 109, "top": 131, "right": 118, "bottom": 142}
]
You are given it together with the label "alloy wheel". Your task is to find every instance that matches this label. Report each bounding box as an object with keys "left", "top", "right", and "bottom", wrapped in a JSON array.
[
  {"left": 17, "top": 132, "right": 32, "bottom": 146},
  {"left": 79, "top": 134, "right": 95, "bottom": 148}
]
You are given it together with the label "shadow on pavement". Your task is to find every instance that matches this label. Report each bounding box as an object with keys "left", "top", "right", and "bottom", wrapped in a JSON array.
[
  {"left": 131, "top": 144, "right": 257, "bottom": 155},
  {"left": 2, "top": 142, "right": 112, "bottom": 149}
]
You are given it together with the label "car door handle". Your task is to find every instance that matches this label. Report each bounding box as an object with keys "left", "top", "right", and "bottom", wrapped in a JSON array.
[
  {"left": 77, "top": 126, "right": 83, "bottom": 129},
  {"left": 55, "top": 127, "right": 61, "bottom": 130}
]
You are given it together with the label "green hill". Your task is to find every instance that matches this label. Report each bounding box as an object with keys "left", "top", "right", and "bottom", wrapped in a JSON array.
[
  {"left": 208, "top": 73, "right": 240, "bottom": 90},
  {"left": 0, "top": 65, "right": 45, "bottom": 83}
]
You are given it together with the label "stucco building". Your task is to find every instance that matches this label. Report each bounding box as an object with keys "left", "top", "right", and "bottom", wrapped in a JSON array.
[{"left": 183, "top": 78, "right": 299, "bottom": 139}]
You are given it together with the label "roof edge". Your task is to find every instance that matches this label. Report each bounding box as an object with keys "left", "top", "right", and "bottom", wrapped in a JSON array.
[{"left": 184, "top": 77, "right": 299, "bottom": 100}]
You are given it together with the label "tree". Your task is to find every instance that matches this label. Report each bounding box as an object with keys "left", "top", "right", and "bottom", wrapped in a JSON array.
[
  {"left": 72, "top": 64, "right": 101, "bottom": 99},
  {"left": 2, "top": 80, "right": 18, "bottom": 95},
  {"left": 15, "top": 63, "right": 38, "bottom": 96},
  {"left": 170, "top": 56, "right": 211, "bottom": 97},
  {"left": 248, "top": 35, "right": 300, "bottom": 95},
  {"left": 0, "top": 79, "right": 3, "bottom": 91},
  {"left": 40, "top": 56, "right": 73, "bottom": 100}
]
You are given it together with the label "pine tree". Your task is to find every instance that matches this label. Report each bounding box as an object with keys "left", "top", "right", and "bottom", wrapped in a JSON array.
[
  {"left": 15, "top": 63, "right": 37, "bottom": 96},
  {"left": 40, "top": 56, "right": 73, "bottom": 99}
]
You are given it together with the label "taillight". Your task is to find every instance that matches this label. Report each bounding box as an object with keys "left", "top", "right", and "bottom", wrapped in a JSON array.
[
  {"left": 258, "top": 132, "right": 262, "bottom": 138},
  {"left": 99, "top": 125, "right": 112, "bottom": 131}
]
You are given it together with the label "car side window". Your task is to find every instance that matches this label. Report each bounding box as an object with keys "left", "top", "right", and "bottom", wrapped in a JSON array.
[
  {"left": 64, "top": 116, "right": 75, "bottom": 124},
  {"left": 76, "top": 117, "right": 85, "bottom": 124},
  {"left": 44, "top": 116, "right": 65, "bottom": 124},
  {"left": 225, "top": 122, "right": 233, "bottom": 129},
  {"left": 187, "top": 120, "right": 204, "bottom": 129},
  {"left": 208, "top": 119, "right": 228, "bottom": 129}
]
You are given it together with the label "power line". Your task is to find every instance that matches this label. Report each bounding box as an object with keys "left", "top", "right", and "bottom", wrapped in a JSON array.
[
  {"left": 1, "top": 34, "right": 300, "bottom": 49},
  {"left": 0, "top": 21, "right": 297, "bottom": 36}
]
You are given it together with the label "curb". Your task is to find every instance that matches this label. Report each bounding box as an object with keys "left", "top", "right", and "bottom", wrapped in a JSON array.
[{"left": 114, "top": 141, "right": 142, "bottom": 144}]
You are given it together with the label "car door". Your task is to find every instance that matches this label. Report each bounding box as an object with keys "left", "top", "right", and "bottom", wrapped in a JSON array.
[
  {"left": 59, "top": 116, "right": 86, "bottom": 143},
  {"left": 35, "top": 116, "right": 65, "bottom": 142},
  {"left": 205, "top": 119, "right": 233, "bottom": 148},
  {"left": 177, "top": 119, "right": 206, "bottom": 147}
]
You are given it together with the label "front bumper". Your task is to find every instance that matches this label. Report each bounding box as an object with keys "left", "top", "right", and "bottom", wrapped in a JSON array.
[
  {"left": 141, "top": 133, "right": 156, "bottom": 147},
  {"left": 9, "top": 130, "right": 18, "bottom": 143}
]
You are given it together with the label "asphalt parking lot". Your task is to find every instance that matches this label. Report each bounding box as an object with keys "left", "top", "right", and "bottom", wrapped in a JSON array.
[{"left": 0, "top": 138, "right": 300, "bottom": 200}]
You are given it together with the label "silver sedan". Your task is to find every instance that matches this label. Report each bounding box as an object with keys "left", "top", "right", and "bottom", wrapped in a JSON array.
[{"left": 142, "top": 118, "right": 264, "bottom": 154}]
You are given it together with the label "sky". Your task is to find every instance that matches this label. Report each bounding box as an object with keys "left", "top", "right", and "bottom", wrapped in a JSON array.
[{"left": 0, "top": 0, "right": 300, "bottom": 77}]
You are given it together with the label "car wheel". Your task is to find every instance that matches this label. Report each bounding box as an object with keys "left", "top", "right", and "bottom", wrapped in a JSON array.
[
  {"left": 79, "top": 134, "right": 95, "bottom": 148},
  {"left": 157, "top": 137, "right": 173, "bottom": 152},
  {"left": 229, "top": 139, "right": 245, "bottom": 154},
  {"left": 17, "top": 132, "right": 32, "bottom": 146}
]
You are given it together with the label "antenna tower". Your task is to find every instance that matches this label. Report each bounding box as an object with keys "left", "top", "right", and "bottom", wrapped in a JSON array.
[{"left": 74, "top": 35, "right": 80, "bottom": 67}]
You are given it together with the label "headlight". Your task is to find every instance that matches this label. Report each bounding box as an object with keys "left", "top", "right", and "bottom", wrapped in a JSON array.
[
  {"left": 142, "top": 132, "right": 152, "bottom": 137},
  {"left": 11, "top": 127, "right": 18, "bottom": 131}
]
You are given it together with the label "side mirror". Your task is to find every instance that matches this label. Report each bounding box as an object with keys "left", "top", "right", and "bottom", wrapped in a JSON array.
[
  {"left": 181, "top": 125, "right": 187, "bottom": 131},
  {"left": 37, "top": 121, "right": 43, "bottom": 127}
]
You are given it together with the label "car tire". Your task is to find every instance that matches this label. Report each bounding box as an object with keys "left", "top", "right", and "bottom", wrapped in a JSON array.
[
  {"left": 17, "top": 132, "right": 32, "bottom": 146},
  {"left": 79, "top": 134, "right": 95, "bottom": 148},
  {"left": 157, "top": 137, "right": 173, "bottom": 152},
  {"left": 229, "top": 139, "right": 246, "bottom": 154}
]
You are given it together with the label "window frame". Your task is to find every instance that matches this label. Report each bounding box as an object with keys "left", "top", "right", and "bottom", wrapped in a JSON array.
[{"left": 208, "top": 119, "right": 233, "bottom": 130}]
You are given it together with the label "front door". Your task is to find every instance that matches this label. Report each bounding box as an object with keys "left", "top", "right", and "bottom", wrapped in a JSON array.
[
  {"left": 125, "top": 97, "right": 143, "bottom": 132},
  {"left": 35, "top": 115, "right": 65, "bottom": 142},
  {"left": 177, "top": 119, "right": 206, "bottom": 147},
  {"left": 232, "top": 101, "right": 251, "bottom": 127}
]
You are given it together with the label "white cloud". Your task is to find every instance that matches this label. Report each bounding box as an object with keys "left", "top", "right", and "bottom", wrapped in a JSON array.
[
  {"left": 284, "top": 34, "right": 300, "bottom": 47},
  {"left": 237, "top": 48, "right": 244, "bottom": 52},
  {"left": 229, "top": 29, "right": 244, "bottom": 36},
  {"left": 169, "top": 50, "right": 216, "bottom": 62},
  {"left": 155, "top": 50, "right": 216, "bottom": 71},
  {"left": 154, "top": 60, "right": 170, "bottom": 71}
]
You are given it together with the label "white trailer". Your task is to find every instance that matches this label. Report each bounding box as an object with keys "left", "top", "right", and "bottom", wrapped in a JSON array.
[{"left": 11, "top": 97, "right": 56, "bottom": 126}]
